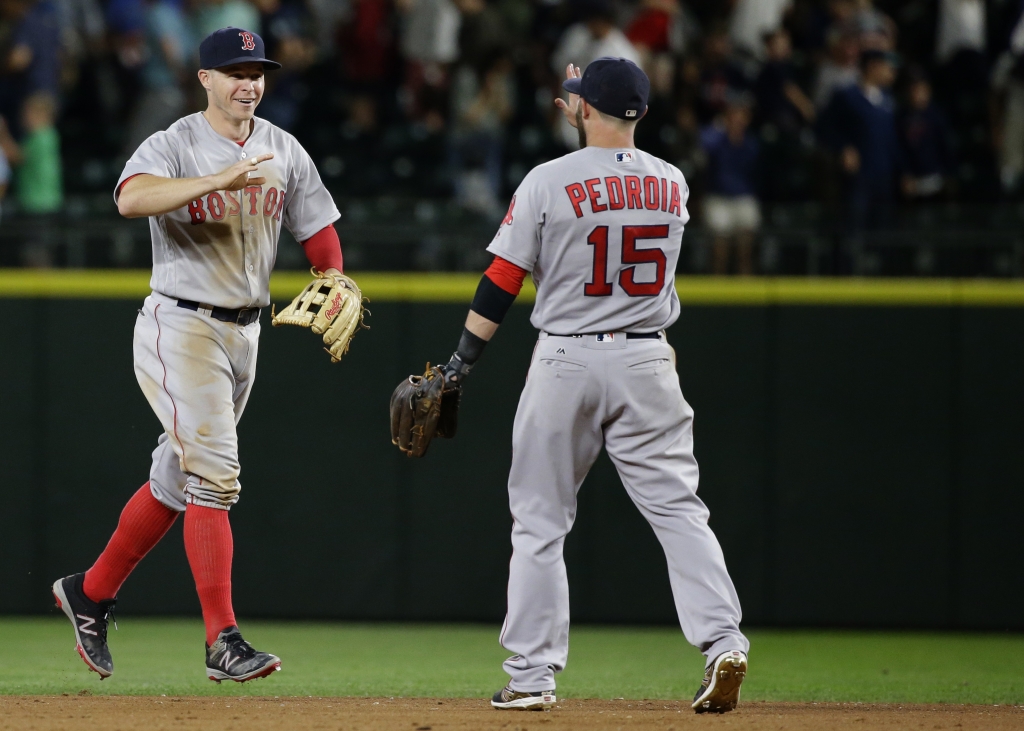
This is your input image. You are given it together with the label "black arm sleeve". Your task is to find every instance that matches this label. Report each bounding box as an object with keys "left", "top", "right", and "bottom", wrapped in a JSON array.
[
  {"left": 445, "top": 273, "right": 518, "bottom": 381},
  {"left": 469, "top": 274, "right": 517, "bottom": 325}
]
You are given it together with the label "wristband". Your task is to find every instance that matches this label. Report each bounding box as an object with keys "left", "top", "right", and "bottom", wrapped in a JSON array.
[
  {"left": 444, "top": 327, "right": 488, "bottom": 386},
  {"left": 456, "top": 326, "right": 487, "bottom": 365}
]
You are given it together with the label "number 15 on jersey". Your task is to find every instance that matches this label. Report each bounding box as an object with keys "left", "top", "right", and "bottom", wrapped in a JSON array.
[{"left": 585, "top": 224, "right": 671, "bottom": 298}]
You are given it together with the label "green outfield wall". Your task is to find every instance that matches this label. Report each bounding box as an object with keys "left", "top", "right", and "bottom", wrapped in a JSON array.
[{"left": 1, "top": 272, "right": 1022, "bottom": 629}]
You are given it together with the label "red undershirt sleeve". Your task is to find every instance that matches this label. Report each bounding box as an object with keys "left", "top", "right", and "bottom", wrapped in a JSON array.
[
  {"left": 484, "top": 255, "right": 528, "bottom": 295},
  {"left": 115, "top": 173, "right": 143, "bottom": 200},
  {"left": 301, "top": 223, "right": 344, "bottom": 273},
  {"left": 468, "top": 255, "right": 529, "bottom": 325}
]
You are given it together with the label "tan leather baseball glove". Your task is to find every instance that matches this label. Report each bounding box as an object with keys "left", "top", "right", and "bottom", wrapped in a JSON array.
[
  {"left": 271, "top": 269, "right": 366, "bottom": 363},
  {"left": 390, "top": 363, "right": 461, "bottom": 457}
]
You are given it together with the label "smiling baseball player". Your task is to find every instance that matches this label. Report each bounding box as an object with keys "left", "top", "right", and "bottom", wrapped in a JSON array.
[
  {"left": 51, "top": 27, "right": 359, "bottom": 683},
  {"left": 392, "top": 58, "right": 749, "bottom": 713}
]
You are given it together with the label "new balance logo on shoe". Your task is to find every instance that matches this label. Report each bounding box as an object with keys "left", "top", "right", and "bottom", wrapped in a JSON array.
[{"left": 76, "top": 614, "right": 98, "bottom": 636}]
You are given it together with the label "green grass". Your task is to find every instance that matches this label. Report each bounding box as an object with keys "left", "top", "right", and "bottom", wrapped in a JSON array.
[{"left": 1, "top": 618, "right": 1021, "bottom": 704}]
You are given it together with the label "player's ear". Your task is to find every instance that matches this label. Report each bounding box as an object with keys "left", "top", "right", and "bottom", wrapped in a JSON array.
[
  {"left": 197, "top": 69, "right": 212, "bottom": 91},
  {"left": 637, "top": 105, "right": 649, "bottom": 122}
]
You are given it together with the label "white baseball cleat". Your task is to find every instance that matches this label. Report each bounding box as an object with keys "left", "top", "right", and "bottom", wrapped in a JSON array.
[
  {"left": 491, "top": 684, "right": 556, "bottom": 710},
  {"left": 691, "top": 650, "right": 747, "bottom": 713}
]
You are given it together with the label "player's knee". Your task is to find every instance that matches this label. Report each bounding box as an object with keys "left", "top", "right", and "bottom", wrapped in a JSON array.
[
  {"left": 511, "top": 525, "right": 568, "bottom": 559},
  {"left": 149, "top": 478, "right": 187, "bottom": 512}
]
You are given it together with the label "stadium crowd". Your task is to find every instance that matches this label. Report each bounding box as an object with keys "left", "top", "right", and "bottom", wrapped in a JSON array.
[{"left": 0, "top": 0, "right": 1023, "bottom": 273}]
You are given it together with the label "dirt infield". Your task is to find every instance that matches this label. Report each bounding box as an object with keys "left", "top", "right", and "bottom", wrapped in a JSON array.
[{"left": 1, "top": 696, "right": 1021, "bottom": 731}]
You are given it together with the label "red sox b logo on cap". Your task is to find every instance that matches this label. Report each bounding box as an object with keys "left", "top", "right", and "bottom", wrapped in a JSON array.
[{"left": 239, "top": 31, "right": 256, "bottom": 51}]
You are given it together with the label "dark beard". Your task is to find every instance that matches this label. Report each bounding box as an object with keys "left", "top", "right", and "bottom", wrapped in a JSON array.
[{"left": 576, "top": 104, "right": 586, "bottom": 148}]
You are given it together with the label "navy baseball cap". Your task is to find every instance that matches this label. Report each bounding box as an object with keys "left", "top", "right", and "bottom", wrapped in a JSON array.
[
  {"left": 199, "top": 27, "right": 281, "bottom": 71},
  {"left": 562, "top": 57, "right": 649, "bottom": 121}
]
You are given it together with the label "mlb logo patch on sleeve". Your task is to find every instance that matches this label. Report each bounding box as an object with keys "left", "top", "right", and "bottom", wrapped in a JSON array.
[{"left": 615, "top": 151, "right": 634, "bottom": 164}]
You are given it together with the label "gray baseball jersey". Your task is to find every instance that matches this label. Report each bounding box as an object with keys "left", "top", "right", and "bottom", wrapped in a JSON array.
[
  {"left": 492, "top": 144, "right": 748, "bottom": 695},
  {"left": 487, "top": 146, "right": 688, "bottom": 335},
  {"left": 121, "top": 112, "right": 338, "bottom": 512},
  {"left": 115, "top": 112, "right": 340, "bottom": 310}
]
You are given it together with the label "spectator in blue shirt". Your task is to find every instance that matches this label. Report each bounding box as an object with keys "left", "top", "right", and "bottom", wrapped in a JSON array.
[
  {"left": 700, "top": 95, "right": 761, "bottom": 275},
  {"left": 9, "top": 0, "right": 61, "bottom": 97},
  {"left": 817, "top": 49, "right": 902, "bottom": 270},
  {"left": 105, "top": 0, "right": 146, "bottom": 81},
  {"left": 257, "top": 2, "right": 318, "bottom": 132},
  {"left": 0, "top": 115, "right": 12, "bottom": 220},
  {"left": 754, "top": 28, "right": 815, "bottom": 135},
  {"left": 899, "top": 73, "right": 953, "bottom": 201},
  {"left": 0, "top": 0, "right": 61, "bottom": 138},
  {"left": 122, "top": 0, "right": 194, "bottom": 155},
  {"left": 697, "top": 24, "right": 753, "bottom": 125}
]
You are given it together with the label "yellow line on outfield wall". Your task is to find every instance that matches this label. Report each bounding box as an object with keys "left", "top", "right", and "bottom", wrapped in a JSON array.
[
  {"left": 0, "top": 269, "right": 1023, "bottom": 306},
  {"left": 672, "top": 277, "right": 1024, "bottom": 306}
]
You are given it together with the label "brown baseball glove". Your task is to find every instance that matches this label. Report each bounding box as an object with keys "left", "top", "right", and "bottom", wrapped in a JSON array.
[
  {"left": 271, "top": 269, "right": 366, "bottom": 363},
  {"left": 390, "top": 363, "right": 461, "bottom": 458}
]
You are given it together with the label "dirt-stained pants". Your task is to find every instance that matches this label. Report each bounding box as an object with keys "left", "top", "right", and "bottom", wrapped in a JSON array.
[{"left": 133, "top": 291, "right": 259, "bottom": 511}]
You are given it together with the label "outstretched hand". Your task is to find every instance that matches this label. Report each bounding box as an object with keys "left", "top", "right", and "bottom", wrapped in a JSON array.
[
  {"left": 214, "top": 153, "right": 274, "bottom": 191},
  {"left": 553, "top": 64, "right": 582, "bottom": 129}
]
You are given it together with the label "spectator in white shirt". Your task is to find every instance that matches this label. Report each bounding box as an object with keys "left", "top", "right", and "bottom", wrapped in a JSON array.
[
  {"left": 728, "top": 0, "right": 792, "bottom": 60},
  {"left": 551, "top": 0, "right": 640, "bottom": 148},
  {"left": 398, "top": 0, "right": 461, "bottom": 65},
  {"left": 936, "top": 0, "right": 986, "bottom": 65},
  {"left": 992, "top": 6, "right": 1024, "bottom": 192},
  {"left": 814, "top": 30, "right": 861, "bottom": 110},
  {"left": 935, "top": 0, "right": 988, "bottom": 121},
  {"left": 551, "top": 0, "right": 641, "bottom": 75},
  {"left": 396, "top": 0, "right": 462, "bottom": 131}
]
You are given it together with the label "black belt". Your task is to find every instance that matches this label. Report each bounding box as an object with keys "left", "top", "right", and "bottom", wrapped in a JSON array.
[
  {"left": 176, "top": 299, "right": 261, "bottom": 326},
  {"left": 556, "top": 332, "right": 661, "bottom": 340}
]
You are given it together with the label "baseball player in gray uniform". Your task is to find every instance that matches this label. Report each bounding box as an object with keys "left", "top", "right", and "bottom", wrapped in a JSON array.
[
  {"left": 52, "top": 28, "right": 344, "bottom": 683},
  {"left": 421, "top": 59, "right": 749, "bottom": 713}
]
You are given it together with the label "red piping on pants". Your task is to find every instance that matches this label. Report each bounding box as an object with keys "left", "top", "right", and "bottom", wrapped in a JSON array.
[{"left": 154, "top": 304, "right": 189, "bottom": 474}]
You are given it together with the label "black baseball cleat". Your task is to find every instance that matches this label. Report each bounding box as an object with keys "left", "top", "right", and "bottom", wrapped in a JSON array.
[
  {"left": 52, "top": 573, "right": 116, "bottom": 679},
  {"left": 491, "top": 684, "right": 556, "bottom": 710},
  {"left": 692, "top": 650, "right": 747, "bottom": 713},
  {"left": 205, "top": 626, "right": 281, "bottom": 683}
]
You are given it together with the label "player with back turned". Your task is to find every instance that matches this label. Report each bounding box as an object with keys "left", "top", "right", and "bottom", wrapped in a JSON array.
[
  {"left": 391, "top": 58, "right": 750, "bottom": 713},
  {"left": 51, "top": 28, "right": 363, "bottom": 683}
]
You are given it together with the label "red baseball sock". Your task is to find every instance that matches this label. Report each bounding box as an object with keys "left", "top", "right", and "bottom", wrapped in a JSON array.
[
  {"left": 183, "top": 504, "right": 237, "bottom": 646},
  {"left": 83, "top": 483, "right": 179, "bottom": 603}
]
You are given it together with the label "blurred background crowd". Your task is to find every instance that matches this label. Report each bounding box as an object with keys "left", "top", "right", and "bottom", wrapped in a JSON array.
[{"left": 1, "top": 0, "right": 1024, "bottom": 275}]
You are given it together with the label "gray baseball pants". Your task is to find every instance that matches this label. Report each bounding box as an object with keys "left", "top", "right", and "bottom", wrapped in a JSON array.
[
  {"left": 134, "top": 292, "right": 260, "bottom": 511},
  {"left": 500, "top": 332, "right": 748, "bottom": 692}
]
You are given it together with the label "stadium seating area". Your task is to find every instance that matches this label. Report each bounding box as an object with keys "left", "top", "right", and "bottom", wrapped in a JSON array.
[{"left": 0, "top": 0, "right": 1023, "bottom": 275}]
